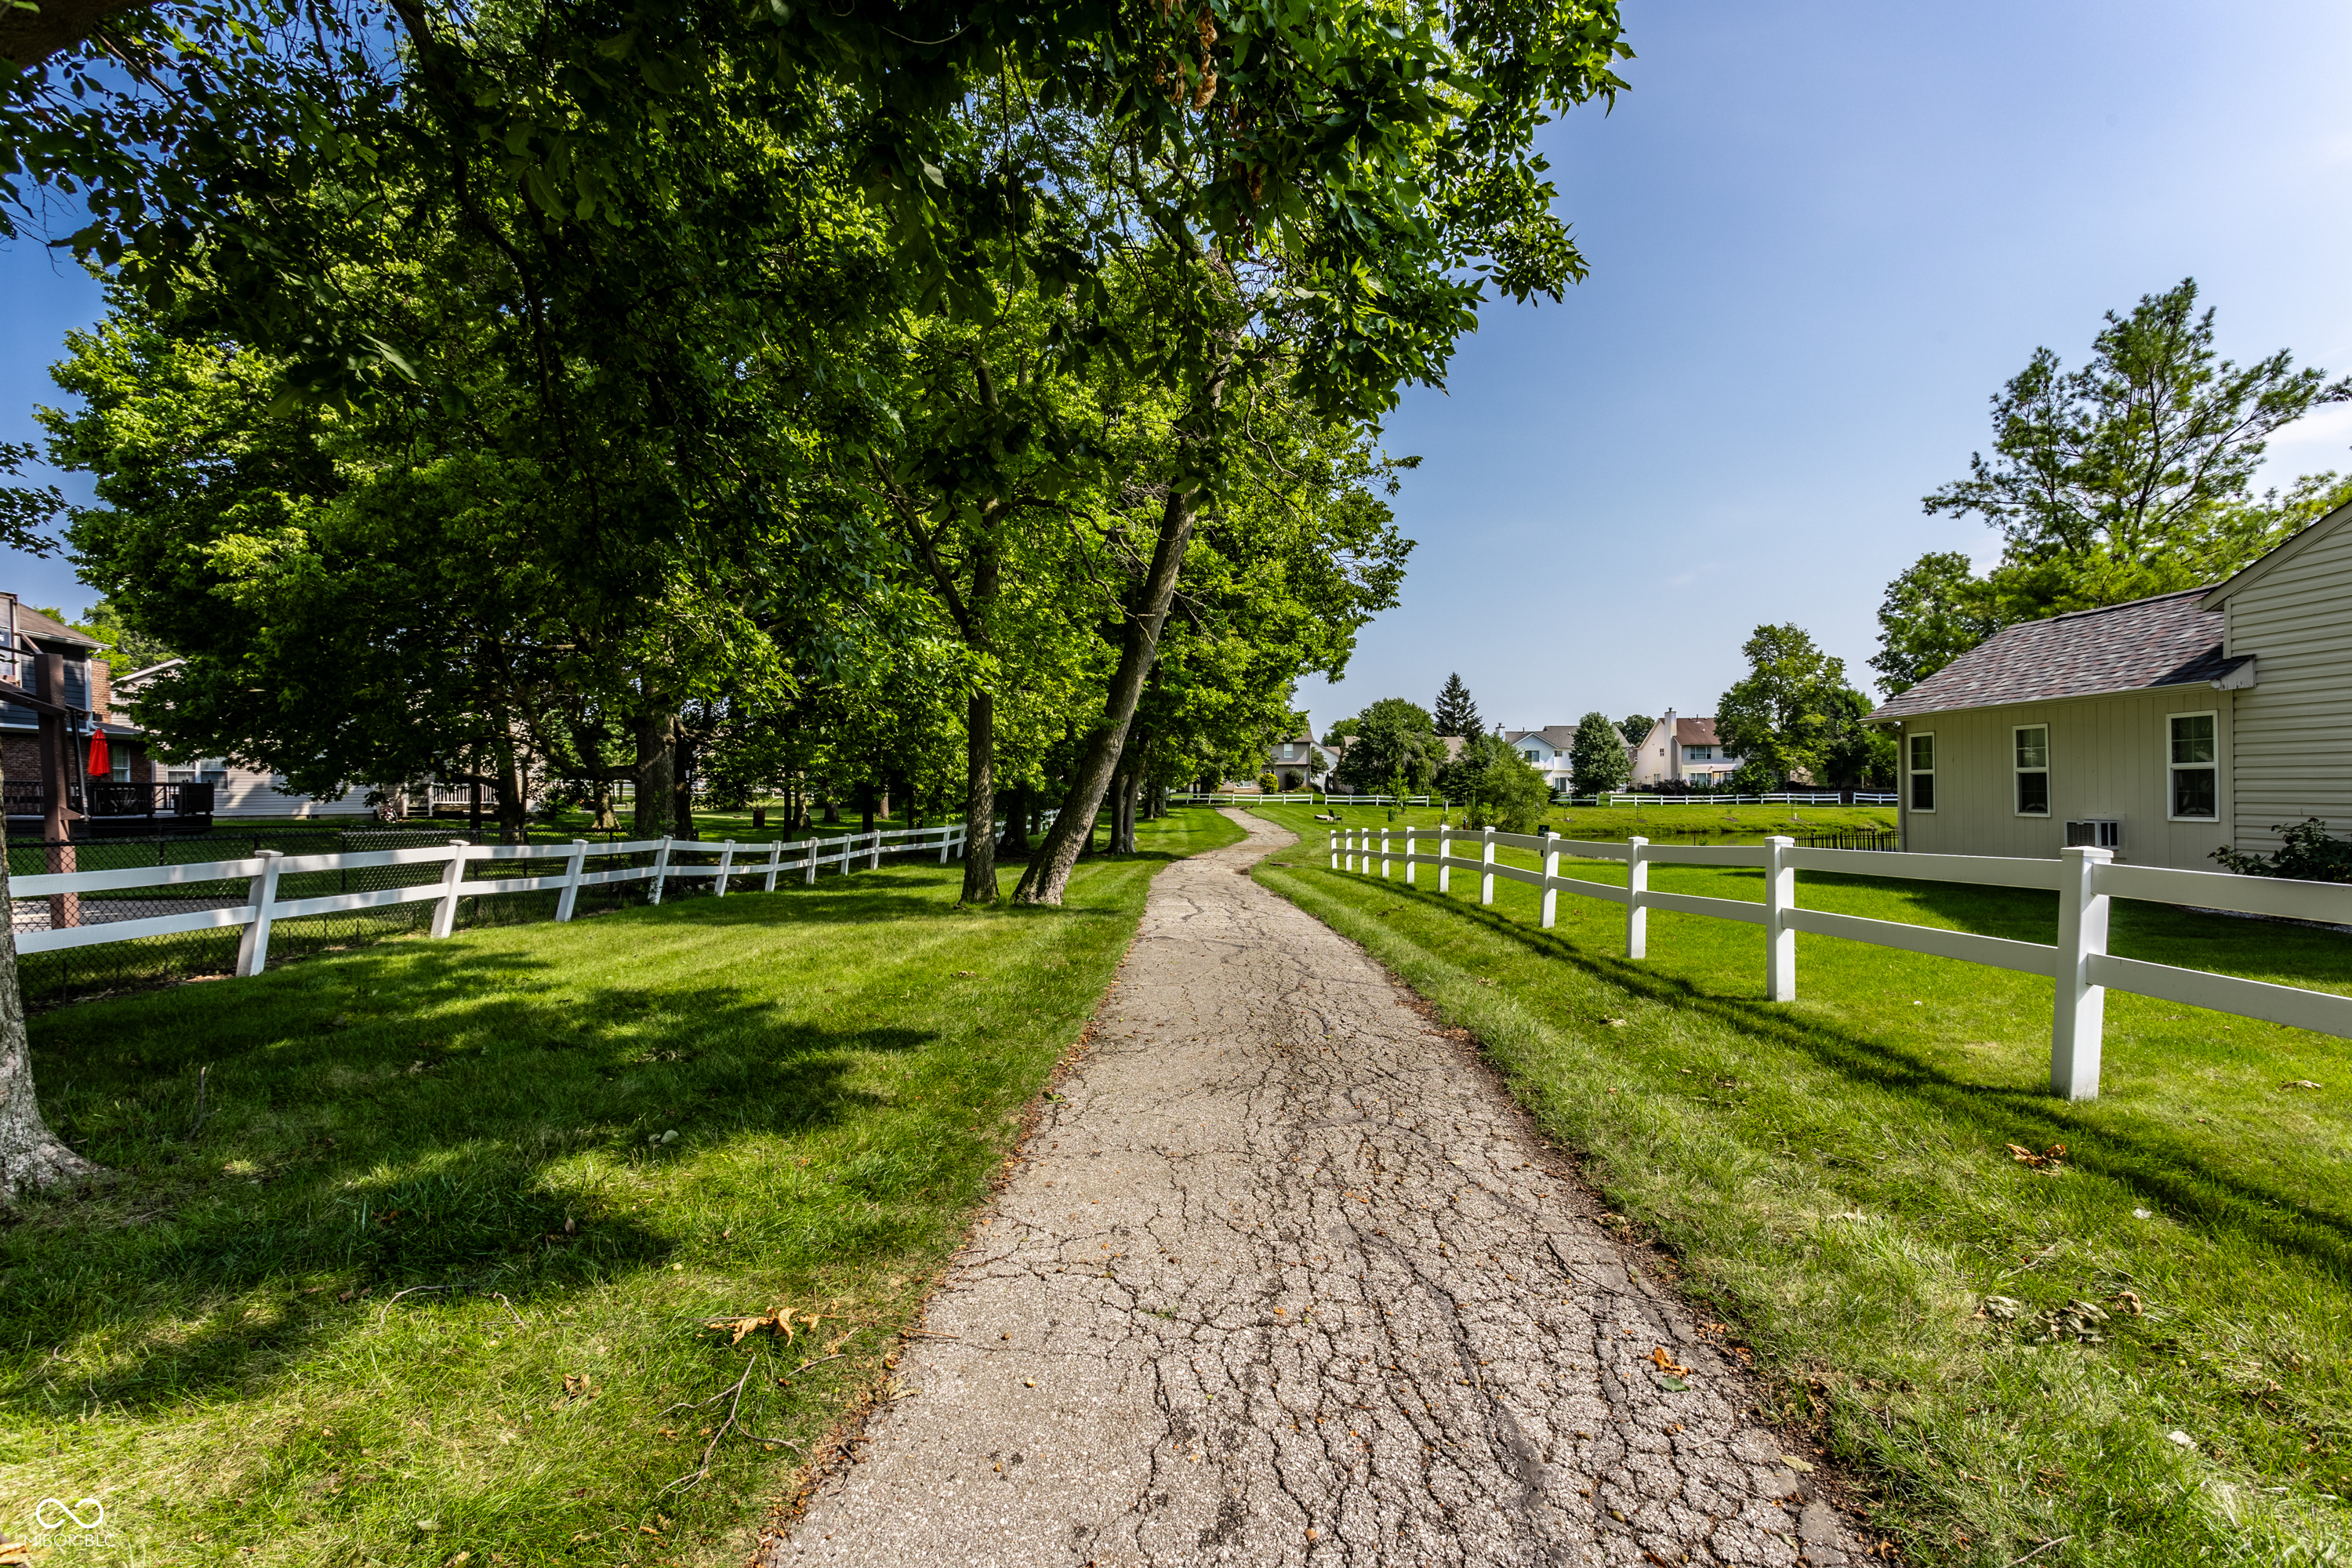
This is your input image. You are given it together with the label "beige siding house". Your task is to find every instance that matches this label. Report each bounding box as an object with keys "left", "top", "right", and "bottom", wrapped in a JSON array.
[
  {"left": 2205, "top": 503, "right": 2352, "bottom": 851},
  {"left": 1870, "top": 503, "right": 2352, "bottom": 869}
]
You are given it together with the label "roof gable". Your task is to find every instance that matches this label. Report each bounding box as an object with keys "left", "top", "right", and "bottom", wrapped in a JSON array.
[
  {"left": 2200, "top": 499, "right": 2352, "bottom": 610},
  {"left": 1870, "top": 588, "right": 2238, "bottom": 720}
]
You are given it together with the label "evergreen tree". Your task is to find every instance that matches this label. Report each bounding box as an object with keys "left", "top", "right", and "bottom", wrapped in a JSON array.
[{"left": 1432, "top": 673, "right": 1481, "bottom": 737}]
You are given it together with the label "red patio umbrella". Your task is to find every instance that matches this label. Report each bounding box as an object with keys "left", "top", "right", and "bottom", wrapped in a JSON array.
[{"left": 86, "top": 729, "right": 110, "bottom": 779}]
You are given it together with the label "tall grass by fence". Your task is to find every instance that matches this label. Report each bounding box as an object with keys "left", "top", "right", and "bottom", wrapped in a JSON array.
[{"left": 1325, "top": 822, "right": 2351, "bottom": 1100}]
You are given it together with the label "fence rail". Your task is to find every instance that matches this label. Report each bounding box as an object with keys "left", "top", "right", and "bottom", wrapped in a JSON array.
[
  {"left": 1552, "top": 792, "right": 1900, "bottom": 808},
  {"left": 4, "top": 815, "right": 1051, "bottom": 1004},
  {"left": 1326, "top": 823, "right": 2352, "bottom": 1100}
]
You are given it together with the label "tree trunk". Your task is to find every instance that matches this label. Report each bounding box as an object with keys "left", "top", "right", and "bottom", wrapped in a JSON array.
[
  {"left": 633, "top": 710, "right": 674, "bottom": 838},
  {"left": 589, "top": 779, "right": 619, "bottom": 832},
  {"left": 1013, "top": 484, "right": 1201, "bottom": 905},
  {"left": 998, "top": 781, "right": 1029, "bottom": 857},
  {"left": 859, "top": 780, "right": 876, "bottom": 834},
  {"left": 0, "top": 768, "right": 100, "bottom": 1196},
  {"left": 961, "top": 691, "right": 997, "bottom": 902},
  {"left": 672, "top": 731, "right": 698, "bottom": 840},
  {"left": 495, "top": 739, "right": 527, "bottom": 843}
]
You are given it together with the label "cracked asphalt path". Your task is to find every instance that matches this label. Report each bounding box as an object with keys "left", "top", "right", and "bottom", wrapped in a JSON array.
[{"left": 768, "top": 810, "right": 1861, "bottom": 1567}]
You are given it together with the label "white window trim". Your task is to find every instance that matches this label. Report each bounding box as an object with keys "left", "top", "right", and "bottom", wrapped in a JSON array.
[
  {"left": 1907, "top": 729, "right": 1936, "bottom": 814},
  {"left": 2013, "top": 724, "right": 2050, "bottom": 817},
  {"left": 2166, "top": 709, "right": 2220, "bottom": 822}
]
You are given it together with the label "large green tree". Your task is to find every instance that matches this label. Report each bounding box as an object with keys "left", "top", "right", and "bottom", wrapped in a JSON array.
[
  {"left": 1876, "top": 281, "right": 2351, "bottom": 694},
  {"left": 1568, "top": 710, "right": 1629, "bottom": 795},
  {"left": 1333, "top": 699, "right": 1443, "bottom": 795},
  {"left": 1436, "top": 731, "right": 1548, "bottom": 831},
  {"left": 1716, "top": 623, "right": 1849, "bottom": 786}
]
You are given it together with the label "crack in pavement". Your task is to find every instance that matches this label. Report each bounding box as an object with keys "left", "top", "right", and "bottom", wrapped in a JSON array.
[{"left": 767, "top": 810, "right": 1861, "bottom": 1566}]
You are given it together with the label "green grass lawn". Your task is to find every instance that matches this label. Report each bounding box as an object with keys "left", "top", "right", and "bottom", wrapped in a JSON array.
[
  {"left": 1247, "top": 801, "right": 2352, "bottom": 1567},
  {"left": 1291, "top": 799, "right": 1898, "bottom": 843},
  {"left": 0, "top": 808, "right": 1242, "bottom": 1566}
]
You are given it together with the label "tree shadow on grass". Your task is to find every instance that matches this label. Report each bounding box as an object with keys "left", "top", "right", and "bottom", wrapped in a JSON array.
[
  {"left": 1312, "top": 873, "right": 2352, "bottom": 1288},
  {"left": 8, "top": 935, "right": 954, "bottom": 1415}
]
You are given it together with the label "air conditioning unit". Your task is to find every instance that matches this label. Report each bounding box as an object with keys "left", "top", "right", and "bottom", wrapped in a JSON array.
[{"left": 2065, "top": 818, "right": 2122, "bottom": 850}]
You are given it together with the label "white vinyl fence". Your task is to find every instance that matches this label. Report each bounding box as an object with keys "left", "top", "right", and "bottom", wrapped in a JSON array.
[
  {"left": 1553, "top": 792, "right": 1901, "bottom": 808},
  {"left": 1327, "top": 823, "right": 2352, "bottom": 1101},
  {"left": 9, "top": 818, "right": 1021, "bottom": 978}
]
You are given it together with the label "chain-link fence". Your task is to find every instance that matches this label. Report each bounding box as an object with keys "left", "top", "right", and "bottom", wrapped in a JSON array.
[{"left": 5, "top": 826, "right": 722, "bottom": 1007}]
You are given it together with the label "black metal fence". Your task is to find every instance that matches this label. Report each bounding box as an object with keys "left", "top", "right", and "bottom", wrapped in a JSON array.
[
  {"left": 1795, "top": 828, "right": 1900, "bottom": 851},
  {"left": 5, "top": 826, "right": 713, "bottom": 1008}
]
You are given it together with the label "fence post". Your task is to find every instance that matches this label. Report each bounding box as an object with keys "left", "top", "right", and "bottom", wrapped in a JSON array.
[
  {"left": 1540, "top": 830, "right": 1560, "bottom": 929},
  {"left": 556, "top": 838, "right": 589, "bottom": 922},
  {"left": 1438, "top": 821, "right": 1451, "bottom": 894},
  {"left": 1765, "top": 835, "right": 1795, "bottom": 1000},
  {"left": 233, "top": 849, "right": 285, "bottom": 977},
  {"left": 430, "top": 839, "right": 470, "bottom": 939},
  {"left": 938, "top": 826, "right": 951, "bottom": 865},
  {"left": 804, "top": 836, "right": 818, "bottom": 886},
  {"left": 869, "top": 830, "right": 883, "bottom": 872},
  {"left": 1406, "top": 825, "right": 1418, "bottom": 887},
  {"left": 2052, "top": 845, "right": 2113, "bottom": 1101},
  {"left": 1480, "top": 826, "right": 1496, "bottom": 906},
  {"left": 1380, "top": 825, "right": 1391, "bottom": 880},
  {"left": 1329, "top": 828, "right": 1338, "bottom": 870},
  {"left": 1624, "top": 837, "right": 1649, "bottom": 960},
  {"left": 648, "top": 837, "right": 674, "bottom": 905},
  {"left": 713, "top": 839, "right": 738, "bottom": 898},
  {"left": 764, "top": 840, "right": 784, "bottom": 892}
]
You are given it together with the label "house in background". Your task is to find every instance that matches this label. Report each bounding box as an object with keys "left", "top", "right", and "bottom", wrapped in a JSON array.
[
  {"left": 1628, "top": 710, "right": 1741, "bottom": 789},
  {"left": 113, "top": 659, "right": 376, "bottom": 819},
  {"left": 1863, "top": 498, "right": 2352, "bottom": 870},
  {"left": 1265, "top": 731, "right": 1342, "bottom": 790},
  {"left": 0, "top": 599, "right": 187, "bottom": 837},
  {"left": 1502, "top": 727, "right": 1578, "bottom": 795}
]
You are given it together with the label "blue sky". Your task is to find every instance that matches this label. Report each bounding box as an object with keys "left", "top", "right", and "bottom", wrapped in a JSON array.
[{"left": 6, "top": 1, "right": 2352, "bottom": 736}]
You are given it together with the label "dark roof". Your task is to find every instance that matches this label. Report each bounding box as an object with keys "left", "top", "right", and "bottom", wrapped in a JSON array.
[
  {"left": 1673, "top": 717, "right": 1721, "bottom": 746},
  {"left": 2, "top": 601, "right": 100, "bottom": 652},
  {"left": 1503, "top": 726, "right": 1577, "bottom": 750},
  {"left": 1869, "top": 588, "right": 2245, "bottom": 721}
]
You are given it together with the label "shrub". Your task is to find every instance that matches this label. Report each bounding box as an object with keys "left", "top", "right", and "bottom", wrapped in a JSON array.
[{"left": 2210, "top": 818, "right": 2352, "bottom": 883}]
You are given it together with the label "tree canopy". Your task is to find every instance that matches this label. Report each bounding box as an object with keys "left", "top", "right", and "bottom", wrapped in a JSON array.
[
  {"left": 1432, "top": 672, "right": 1480, "bottom": 738},
  {"left": 1568, "top": 710, "right": 1628, "bottom": 795},
  {"left": 1716, "top": 623, "right": 1864, "bottom": 787},
  {"left": 1877, "top": 280, "right": 2350, "bottom": 694},
  {"left": 1332, "top": 698, "right": 1443, "bottom": 795}
]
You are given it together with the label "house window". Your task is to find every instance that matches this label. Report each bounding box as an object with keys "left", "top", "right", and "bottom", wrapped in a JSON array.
[
  {"left": 1684, "top": 745, "right": 1714, "bottom": 761},
  {"left": 2013, "top": 724, "right": 2049, "bottom": 815},
  {"left": 111, "top": 756, "right": 130, "bottom": 782},
  {"left": 2169, "top": 712, "right": 2218, "bottom": 820},
  {"left": 1907, "top": 731, "right": 1935, "bottom": 812}
]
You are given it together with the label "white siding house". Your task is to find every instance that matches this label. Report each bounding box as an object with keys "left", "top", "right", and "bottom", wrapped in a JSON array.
[
  {"left": 114, "top": 659, "right": 376, "bottom": 818},
  {"left": 2203, "top": 503, "right": 2352, "bottom": 854},
  {"left": 1502, "top": 727, "right": 1577, "bottom": 794},
  {"left": 1628, "top": 710, "right": 1740, "bottom": 789},
  {"left": 1860, "top": 494, "right": 2352, "bottom": 873}
]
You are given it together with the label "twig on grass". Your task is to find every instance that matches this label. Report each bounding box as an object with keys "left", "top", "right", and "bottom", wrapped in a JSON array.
[
  {"left": 377, "top": 1284, "right": 456, "bottom": 1326},
  {"left": 658, "top": 1356, "right": 766, "bottom": 1496},
  {"left": 2005, "top": 1538, "right": 2072, "bottom": 1567},
  {"left": 185, "top": 1065, "right": 210, "bottom": 1140},
  {"left": 491, "top": 1292, "right": 528, "bottom": 1331}
]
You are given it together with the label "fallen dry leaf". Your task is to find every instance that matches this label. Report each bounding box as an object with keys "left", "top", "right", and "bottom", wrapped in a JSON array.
[
  {"left": 2282, "top": 1080, "right": 2323, "bottom": 1091},
  {"left": 1648, "top": 1345, "right": 1690, "bottom": 1378},
  {"left": 2006, "top": 1142, "right": 2067, "bottom": 1170}
]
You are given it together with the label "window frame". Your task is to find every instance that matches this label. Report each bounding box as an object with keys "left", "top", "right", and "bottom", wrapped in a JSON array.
[
  {"left": 2012, "top": 723, "right": 2050, "bottom": 817},
  {"left": 2166, "top": 710, "right": 2220, "bottom": 822},
  {"left": 1907, "top": 730, "right": 1936, "bottom": 814}
]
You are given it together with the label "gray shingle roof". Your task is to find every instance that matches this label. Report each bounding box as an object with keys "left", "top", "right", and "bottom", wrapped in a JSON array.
[{"left": 1869, "top": 587, "right": 2245, "bottom": 721}]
